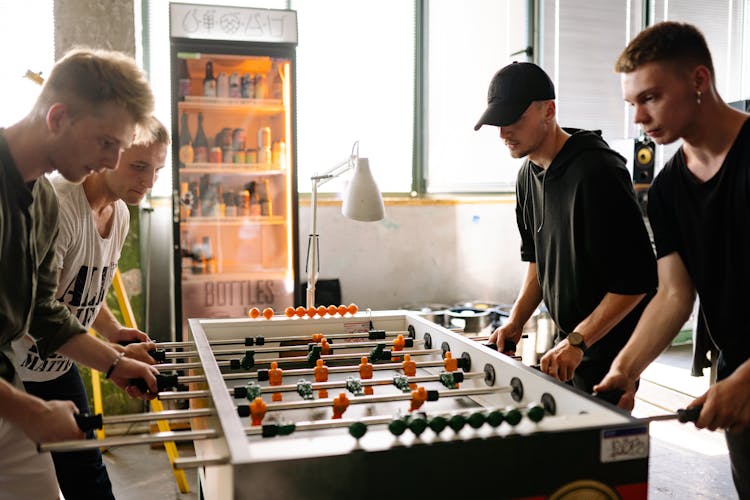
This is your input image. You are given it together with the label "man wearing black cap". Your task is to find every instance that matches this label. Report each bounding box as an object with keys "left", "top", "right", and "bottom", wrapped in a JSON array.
[{"left": 479, "top": 62, "right": 657, "bottom": 393}]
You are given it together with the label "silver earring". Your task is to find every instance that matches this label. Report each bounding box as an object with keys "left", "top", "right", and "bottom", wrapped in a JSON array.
[{"left": 696, "top": 90, "right": 702, "bottom": 104}]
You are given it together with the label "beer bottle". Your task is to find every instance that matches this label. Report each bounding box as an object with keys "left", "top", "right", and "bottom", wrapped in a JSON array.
[
  {"left": 193, "top": 112, "right": 209, "bottom": 163},
  {"left": 178, "top": 112, "right": 194, "bottom": 167},
  {"left": 203, "top": 60, "right": 217, "bottom": 97}
]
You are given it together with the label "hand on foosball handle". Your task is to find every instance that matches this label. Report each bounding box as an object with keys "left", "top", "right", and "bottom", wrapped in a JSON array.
[
  {"left": 74, "top": 413, "right": 104, "bottom": 432},
  {"left": 118, "top": 340, "right": 166, "bottom": 362},
  {"left": 128, "top": 373, "right": 179, "bottom": 394}
]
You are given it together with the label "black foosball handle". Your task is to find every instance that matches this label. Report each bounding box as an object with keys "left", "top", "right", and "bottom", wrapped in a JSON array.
[
  {"left": 118, "top": 340, "right": 166, "bottom": 362},
  {"left": 677, "top": 405, "right": 702, "bottom": 423},
  {"left": 129, "top": 373, "right": 179, "bottom": 394},
  {"left": 74, "top": 413, "right": 103, "bottom": 432},
  {"left": 482, "top": 339, "right": 516, "bottom": 355},
  {"left": 592, "top": 389, "right": 625, "bottom": 406}
]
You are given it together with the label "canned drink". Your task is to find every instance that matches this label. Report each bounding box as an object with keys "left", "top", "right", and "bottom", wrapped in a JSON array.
[
  {"left": 210, "top": 147, "right": 223, "bottom": 163},
  {"left": 232, "top": 128, "right": 246, "bottom": 151},
  {"left": 246, "top": 149, "right": 258, "bottom": 164},
  {"left": 233, "top": 150, "right": 246, "bottom": 164},
  {"left": 241, "top": 73, "right": 253, "bottom": 98}
]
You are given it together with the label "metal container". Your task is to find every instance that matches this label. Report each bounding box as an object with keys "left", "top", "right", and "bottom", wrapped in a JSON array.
[
  {"left": 401, "top": 304, "right": 451, "bottom": 327},
  {"left": 446, "top": 307, "right": 492, "bottom": 333}
]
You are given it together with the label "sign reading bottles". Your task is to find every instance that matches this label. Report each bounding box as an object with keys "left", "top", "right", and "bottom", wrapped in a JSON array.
[
  {"left": 182, "top": 279, "right": 285, "bottom": 320},
  {"left": 170, "top": 3, "right": 298, "bottom": 43}
]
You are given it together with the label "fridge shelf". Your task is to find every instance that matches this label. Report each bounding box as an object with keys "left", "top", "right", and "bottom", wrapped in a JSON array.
[
  {"left": 180, "top": 164, "right": 285, "bottom": 175},
  {"left": 180, "top": 96, "right": 283, "bottom": 113},
  {"left": 182, "top": 216, "right": 286, "bottom": 226}
]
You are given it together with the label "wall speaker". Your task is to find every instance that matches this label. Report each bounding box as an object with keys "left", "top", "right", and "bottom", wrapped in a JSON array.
[{"left": 633, "top": 137, "right": 655, "bottom": 184}]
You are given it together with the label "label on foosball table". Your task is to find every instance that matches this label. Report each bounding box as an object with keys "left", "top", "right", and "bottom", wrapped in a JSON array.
[{"left": 600, "top": 426, "right": 649, "bottom": 463}]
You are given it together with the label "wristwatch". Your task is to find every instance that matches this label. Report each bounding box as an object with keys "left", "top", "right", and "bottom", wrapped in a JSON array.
[{"left": 567, "top": 331, "right": 588, "bottom": 353}]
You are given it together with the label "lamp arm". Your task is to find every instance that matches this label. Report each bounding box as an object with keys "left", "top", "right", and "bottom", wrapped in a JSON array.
[{"left": 306, "top": 142, "right": 360, "bottom": 308}]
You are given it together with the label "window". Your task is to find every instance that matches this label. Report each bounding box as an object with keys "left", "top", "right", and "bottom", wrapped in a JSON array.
[
  {"left": 0, "top": 2, "right": 54, "bottom": 127},
  {"left": 291, "top": 0, "right": 415, "bottom": 194},
  {"left": 426, "top": 0, "right": 529, "bottom": 193}
]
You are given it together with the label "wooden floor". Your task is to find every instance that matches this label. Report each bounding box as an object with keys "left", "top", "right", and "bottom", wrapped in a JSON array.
[{"left": 101, "top": 344, "right": 737, "bottom": 500}]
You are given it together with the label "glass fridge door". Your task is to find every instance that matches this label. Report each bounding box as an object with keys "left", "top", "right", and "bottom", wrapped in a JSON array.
[{"left": 175, "top": 52, "right": 294, "bottom": 338}]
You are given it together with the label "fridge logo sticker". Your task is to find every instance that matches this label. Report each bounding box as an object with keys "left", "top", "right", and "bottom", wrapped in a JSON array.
[{"left": 172, "top": 5, "right": 297, "bottom": 44}]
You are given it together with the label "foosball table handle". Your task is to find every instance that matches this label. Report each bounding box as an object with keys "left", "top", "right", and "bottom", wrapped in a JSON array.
[
  {"left": 74, "top": 413, "right": 103, "bottom": 432},
  {"left": 129, "top": 373, "right": 179, "bottom": 394}
]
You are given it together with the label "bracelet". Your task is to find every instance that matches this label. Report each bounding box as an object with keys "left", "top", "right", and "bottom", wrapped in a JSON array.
[{"left": 105, "top": 352, "right": 125, "bottom": 379}]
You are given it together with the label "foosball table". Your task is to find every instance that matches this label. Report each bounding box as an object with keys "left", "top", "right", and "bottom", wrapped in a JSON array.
[{"left": 173, "top": 309, "right": 648, "bottom": 500}]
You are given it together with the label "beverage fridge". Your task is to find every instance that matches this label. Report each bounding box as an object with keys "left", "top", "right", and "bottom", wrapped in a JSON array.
[{"left": 169, "top": 3, "right": 299, "bottom": 339}]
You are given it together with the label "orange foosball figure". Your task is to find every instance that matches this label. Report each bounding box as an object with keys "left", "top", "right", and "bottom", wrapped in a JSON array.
[
  {"left": 249, "top": 397, "right": 267, "bottom": 426},
  {"left": 332, "top": 392, "right": 350, "bottom": 419},
  {"left": 314, "top": 358, "right": 329, "bottom": 398},
  {"left": 320, "top": 338, "right": 332, "bottom": 356},
  {"left": 402, "top": 354, "right": 417, "bottom": 389},
  {"left": 410, "top": 386, "right": 428, "bottom": 412},
  {"left": 269, "top": 361, "right": 283, "bottom": 401},
  {"left": 391, "top": 334, "right": 405, "bottom": 361},
  {"left": 358, "top": 356, "right": 374, "bottom": 395}
]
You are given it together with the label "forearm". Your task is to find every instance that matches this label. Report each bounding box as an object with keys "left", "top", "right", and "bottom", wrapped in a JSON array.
[
  {"left": 0, "top": 378, "right": 47, "bottom": 423},
  {"left": 91, "top": 303, "right": 123, "bottom": 342},
  {"left": 508, "top": 263, "right": 543, "bottom": 328},
  {"left": 611, "top": 289, "right": 694, "bottom": 379},
  {"left": 56, "top": 332, "right": 121, "bottom": 373},
  {"left": 574, "top": 292, "right": 646, "bottom": 346}
]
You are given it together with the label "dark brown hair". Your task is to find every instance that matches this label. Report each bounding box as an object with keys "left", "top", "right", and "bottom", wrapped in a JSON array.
[{"left": 615, "top": 21, "right": 714, "bottom": 81}]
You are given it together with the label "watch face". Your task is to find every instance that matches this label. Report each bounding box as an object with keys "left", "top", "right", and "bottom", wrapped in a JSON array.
[{"left": 568, "top": 332, "right": 583, "bottom": 345}]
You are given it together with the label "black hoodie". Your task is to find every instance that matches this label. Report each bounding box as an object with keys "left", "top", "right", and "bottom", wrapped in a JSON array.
[{"left": 516, "top": 128, "right": 657, "bottom": 368}]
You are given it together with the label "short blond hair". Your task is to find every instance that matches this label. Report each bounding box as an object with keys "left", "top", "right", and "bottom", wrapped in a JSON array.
[
  {"left": 33, "top": 47, "right": 154, "bottom": 127},
  {"left": 133, "top": 116, "right": 170, "bottom": 147}
]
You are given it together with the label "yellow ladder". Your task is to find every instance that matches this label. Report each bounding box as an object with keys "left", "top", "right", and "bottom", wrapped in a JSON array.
[{"left": 89, "top": 269, "right": 190, "bottom": 493}]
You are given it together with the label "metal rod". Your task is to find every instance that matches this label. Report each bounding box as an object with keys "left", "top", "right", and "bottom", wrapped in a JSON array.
[
  {"left": 38, "top": 429, "right": 219, "bottom": 453},
  {"left": 100, "top": 408, "right": 214, "bottom": 425},
  {"left": 243, "top": 386, "right": 508, "bottom": 412},
  {"left": 156, "top": 330, "right": 411, "bottom": 349},
  {"left": 232, "top": 371, "right": 485, "bottom": 394},
  {"left": 162, "top": 338, "right": 423, "bottom": 359},
  {"left": 166, "top": 359, "right": 451, "bottom": 385},
  {"left": 173, "top": 456, "right": 230, "bottom": 470}
]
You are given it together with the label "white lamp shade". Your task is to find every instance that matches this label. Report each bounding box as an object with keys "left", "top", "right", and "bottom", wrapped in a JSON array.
[{"left": 341, "top": 158, "right": 385, "bottom": 221}]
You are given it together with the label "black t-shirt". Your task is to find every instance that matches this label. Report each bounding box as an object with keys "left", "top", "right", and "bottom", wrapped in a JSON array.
[
  {"left": 517, "top": 129, "right": 657, "bottom": 367},
  {"left": 648, "top": 118, "right": 750, "bottom": 379}
]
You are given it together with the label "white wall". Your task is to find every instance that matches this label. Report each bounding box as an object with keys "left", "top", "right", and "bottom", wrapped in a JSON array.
[{"left": 298, "top": 200, "right": 526, "bottom": 309}]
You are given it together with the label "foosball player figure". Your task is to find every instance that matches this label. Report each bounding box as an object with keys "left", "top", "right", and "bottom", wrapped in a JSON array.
[
  {"left": 269, "top": 361, "right": 283, "bottom": 402},
  {"left": 311, "top": 333, "right": 324, "bottom": 343},
  {"left": 410, "top": 386, "right": 428, "bottom": 412},
  {"left": 402, "top": 354, "right": 417, "bottom": 389},
  {"left": 320, "top": 338, "right": 332, "bottom": 355},
  {"left": 358, "top": 356, "right": 374, "bottom": 395},
  {"left": 332, "top": 392, "right": 350, "bottom": 419},
  {"left": 443, "top": 351, "right": 460, "bottom": 388},
  {"left": 314, "top": 359, "right": 329, "bottom": 398},
  {"left": 249, "top": 397, "right": 267, "bottom": 426},
  {"left": 391, "top": 334, "right": 405, "bottom": 361}
]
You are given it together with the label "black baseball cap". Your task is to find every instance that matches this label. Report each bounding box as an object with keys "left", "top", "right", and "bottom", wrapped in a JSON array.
[{"left": 474, "top": 62, "right": 556, "bottom": 130}]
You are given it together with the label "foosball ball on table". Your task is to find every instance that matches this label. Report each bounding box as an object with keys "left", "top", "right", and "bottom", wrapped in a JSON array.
[{"left": 41, "top": 308, "right": 652, "bottom": 499}]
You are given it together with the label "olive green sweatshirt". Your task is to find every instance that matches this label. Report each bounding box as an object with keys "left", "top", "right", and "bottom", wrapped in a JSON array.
[{"left": 0, "top": 129, "right": 85, "bottom": 373}]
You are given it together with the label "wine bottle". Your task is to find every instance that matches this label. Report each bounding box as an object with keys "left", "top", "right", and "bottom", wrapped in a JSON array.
[
  {"left": 178, "top": 59, "right": 191, "bottom": 99},
  {"left": 178, "top": 112, "right": 194, "bottom": 166},
  {"left": 271, "top": 61, "right": 283, "bottom": 100},
  {"left": 193, "top": 112, "right": 209, "bottom": 163},
  {"left": 203, "top": 60, "right": 217, "bottom": 97}
]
